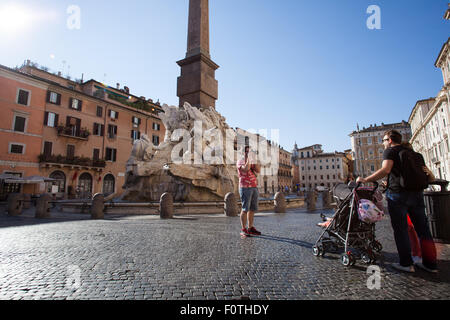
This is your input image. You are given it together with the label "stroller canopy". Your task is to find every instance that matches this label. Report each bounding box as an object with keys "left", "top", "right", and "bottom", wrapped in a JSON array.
[{"left": 333, "top": 183, "right": 353, "bottom": 201}]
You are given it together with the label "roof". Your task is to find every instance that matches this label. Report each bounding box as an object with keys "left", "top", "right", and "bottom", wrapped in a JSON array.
[
  {"left": 435, "top": 38, "right": 450, "bottom": 68},
  {"left": 0, "top": 64, "right": 163, "bottom": 119},
  {"left": 349, "top": 121, "right": 410, "bottom": 135},
  {"left": 408, "top": 98, "right": 436, "bottom": 123}
]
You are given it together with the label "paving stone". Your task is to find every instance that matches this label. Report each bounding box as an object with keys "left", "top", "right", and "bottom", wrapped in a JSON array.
[{"left": 0, "top": 208, "right": 449, "bottom": 300}]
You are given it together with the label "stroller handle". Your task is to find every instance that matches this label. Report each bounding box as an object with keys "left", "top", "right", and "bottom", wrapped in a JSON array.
[{"left": 350, "top": 181, "right": 379, "bottom": 191}]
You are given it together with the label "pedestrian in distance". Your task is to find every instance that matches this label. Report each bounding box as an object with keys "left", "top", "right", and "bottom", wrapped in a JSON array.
[
  {"left": 357, "top": 130, "right": 438, "bottom": 273},
  {"left": 237, "top": 146, "right": 262, "bottom": 237}
]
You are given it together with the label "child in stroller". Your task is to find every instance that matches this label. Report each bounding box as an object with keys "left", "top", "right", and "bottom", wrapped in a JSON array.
[{"left": 313, "top": 182, "right": 384, "bottom": 267}]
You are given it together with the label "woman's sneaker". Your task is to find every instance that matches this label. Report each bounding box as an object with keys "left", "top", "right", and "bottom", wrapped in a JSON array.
[
  {"left": 392, "top": 263, "right": 415, "bottom": 273},
  {"left": 247, "top": 227, "right": 261, "bottom": 236},
  {"left": 414, "top": 262, "right": 438, "bottom": 273}
]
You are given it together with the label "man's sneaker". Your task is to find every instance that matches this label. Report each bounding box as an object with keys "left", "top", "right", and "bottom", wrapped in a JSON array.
[
  {"left": 392, "top": 263, "right": 415, "bottom": 273},
  {"left": 240, "top": 228, "right": 250, "bottom": 236},
  {"left": 247, "top": 227, "right": 261, "bottom": 236},
  {"left": 414, "top": 262, "right": 438, "bottom": 273}
]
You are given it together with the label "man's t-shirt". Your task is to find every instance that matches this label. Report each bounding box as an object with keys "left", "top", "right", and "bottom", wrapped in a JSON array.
[
  {"left": 237, "top": 158, "right": 258, "bottom": 188},
  {"left": 383, "top": 145, "right": 404, "bottom": 193}
]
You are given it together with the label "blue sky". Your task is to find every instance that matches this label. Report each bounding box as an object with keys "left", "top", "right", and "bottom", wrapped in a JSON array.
[{"left": 0, "top": 0, "right": 448, "bottom": 152}]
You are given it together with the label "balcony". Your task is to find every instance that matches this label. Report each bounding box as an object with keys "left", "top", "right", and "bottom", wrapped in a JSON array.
[
  {"left": 56, "top": 125, "right": 90, "bottom": 140},
  {"left": 39, "top": 154, "right": 106, "bottom": 170},
  {"left": 431, "top": 157, "right": 441, "bottom": 164}
]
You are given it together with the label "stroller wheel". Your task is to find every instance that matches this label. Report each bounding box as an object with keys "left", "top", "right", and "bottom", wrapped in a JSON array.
[
  {"left": 312, "top": 245, "right": 324, "bottom": 257},
  {"left": 361, "top": 252, "right": 373, "bottom": 264},
  {"left": 371, "top": 241, "right": 383, "bottom": 253},
  {"left": 341, "top": 253, "right": 354, "bottom": 267}
]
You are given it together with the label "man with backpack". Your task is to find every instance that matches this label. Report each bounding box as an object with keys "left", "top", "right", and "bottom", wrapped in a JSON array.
[{"left": 357, "top": 130, "right": 437, "bottom": 273}]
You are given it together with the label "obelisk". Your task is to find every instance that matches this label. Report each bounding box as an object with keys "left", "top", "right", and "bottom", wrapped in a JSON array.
[{"left": 177, "top": 0, "right": 219, "bottom": 109}]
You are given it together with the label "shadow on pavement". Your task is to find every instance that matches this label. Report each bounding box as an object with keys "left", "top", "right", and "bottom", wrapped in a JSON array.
[{"left": 253, "top": 234, "right": 314, "bottom": 249}]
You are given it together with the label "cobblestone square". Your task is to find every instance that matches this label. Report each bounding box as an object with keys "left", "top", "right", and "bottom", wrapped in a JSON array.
[{"left": 0, "top": 207, "right": 449, "bottom": 300}]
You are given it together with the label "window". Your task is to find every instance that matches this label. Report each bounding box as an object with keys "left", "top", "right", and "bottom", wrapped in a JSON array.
[
  {"left": 70, "top": 98, "right": 82, "bottom": 111},
  {"left": 93, "top": 149, "right": 100, "bottom": 161},
  {"left": 105, "top": 148, "right": 117, "bottom": 162},
  {"left": 96, "top": 106, "right": 103, "bottom": 117},
  {"left": 44, "top": 112, "right": 59, "bottom": 127},
  {"left": 13, "top": 115, "right": 26, "bottom": 132},
  {"left": 109, "top": 110, "right": 119, "bottom": 120},
  {"left": 93, "top": 123, "right": 104, "bottom": 136},
  {"left": 368, "top": 137, "right": 372, "bottom": 145},
  {"left": 48, "top": 171, "right": 66, "bottom": 193},
  {"left": 152, "top": 122, "right": 160, "bottom": 131},
  {"left": 108, "top": 125, "right": 117, "bottom": 138},
  {"left": 47, "top": 91, "right": 61, "bottom": 105},
  {"left": 103, "top": 174, "right": 115, "bottom": 196},
  {"left": 9, "top": 143, "right": 24, "bottom": 154},
  {"left": 152, "top": 135, "right": 159, "bottom": 146},
  {"left": 133, "top": 117, "right": 142, "bottom": 127},
  {"left": 67, "top": 145, "right": 75, "bottom": 159},
  {"left": 43, "top": 141, "right": 52, "bottom": 157},
  {"left": 17, "top": 89, "right": 30, "bottom": 106},
  {"left": 131, "top": 130, "right": 141, "bottom": 141},
  {"left": 1, "top": 172, "right": 22, "bottom": 196}
]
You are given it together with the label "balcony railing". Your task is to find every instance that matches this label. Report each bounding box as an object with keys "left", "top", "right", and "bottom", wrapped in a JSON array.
[
  {"left": 56, "top": 125, "right": 90, "bottom": 140},
  {"left": 38, "top": 154, "right": 106, "bottom": 168}
]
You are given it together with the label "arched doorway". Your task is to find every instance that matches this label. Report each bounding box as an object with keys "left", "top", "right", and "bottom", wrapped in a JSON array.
[
  {"left": 103, "top": 174, "right": 115, "bottom": 196},
  {"left": 48, "top": 171, "right": 66, "bottom": 194},
  {"left": 78, "top": 172, "right": 92, "bottom": 199}
]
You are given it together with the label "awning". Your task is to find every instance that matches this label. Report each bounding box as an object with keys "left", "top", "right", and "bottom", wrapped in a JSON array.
[{"left": 4, "top": 176, "right": 57, "bottom": 184}]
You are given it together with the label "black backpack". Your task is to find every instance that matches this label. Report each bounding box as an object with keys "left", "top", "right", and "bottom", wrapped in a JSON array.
[{"left": 398, "top": 147, "right": 429, "bottom": 191}]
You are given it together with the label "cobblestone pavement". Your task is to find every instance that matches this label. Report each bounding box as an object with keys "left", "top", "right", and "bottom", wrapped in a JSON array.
[{"left": 0, "top": 207, "right": 449, "bottom": 300}]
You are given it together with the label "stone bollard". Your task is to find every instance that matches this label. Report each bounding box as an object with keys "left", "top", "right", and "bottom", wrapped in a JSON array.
[
  {"left": 91, "top": 193, "right": 105, "bottom": 219},
  {"left": 23, "top": 194, "right": 32, "bottom": 209},
  {"left": 35, "top": 194, "right": 52, "bottom": 219},
  {"left": 307, "top": 191, "right": 317, "bottom": 211},
  {"left": 7, "top": 193, "right": 23, "bottom": 216},
  {"left": 322, "top": 191, "right": 331, "bottom": 208},
  {"left": 274, "top": 192, "right": 286, "bottom": 213},
  {"left": 224, "top": 192, "right": 238, "bottom": 217},
  {"left": 160, "top": 192, "right": 174, "bottom": 219}
]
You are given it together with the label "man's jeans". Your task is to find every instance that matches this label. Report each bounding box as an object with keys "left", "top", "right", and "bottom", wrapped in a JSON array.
[{"left": 386, "top": 190, "right": 437, "bottom": 269}]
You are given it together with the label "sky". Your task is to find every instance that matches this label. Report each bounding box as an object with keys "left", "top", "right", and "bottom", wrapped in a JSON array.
[{"left": 0, "top": 0, "right": 448, "bottom": 153}]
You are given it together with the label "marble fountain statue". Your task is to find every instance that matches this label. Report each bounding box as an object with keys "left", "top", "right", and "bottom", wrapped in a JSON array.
[{"left": 121, "top": 102, "right": 240, "bottom": 202}]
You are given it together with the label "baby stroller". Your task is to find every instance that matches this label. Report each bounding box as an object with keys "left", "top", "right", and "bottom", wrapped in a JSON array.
[{"left": 312, "top": 182, "right": 384, "bottom": 267}]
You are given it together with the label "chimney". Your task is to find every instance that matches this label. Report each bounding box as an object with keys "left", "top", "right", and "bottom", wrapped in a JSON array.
[
  {"left": 57, "top": 71, "right": 62, "bottom": 77},
  {"left": 116, "top": 83, "right": 120, "bottom": 89}
]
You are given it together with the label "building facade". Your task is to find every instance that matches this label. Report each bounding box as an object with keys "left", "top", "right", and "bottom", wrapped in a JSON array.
[
  {"left": 409, "top": 10, "right": 449, "bottom": 181},
  {"left": 278, "top": 147, "right": 293, "bottom": 192},
  {"left": 0, "top": 61, "right": 165, "bottom": 200},
  {"left": 295, "top": 144, "right": 349, "bottom": 190},
  {"left": 349, "top": 122, "right": 412, "bottom": 178}
]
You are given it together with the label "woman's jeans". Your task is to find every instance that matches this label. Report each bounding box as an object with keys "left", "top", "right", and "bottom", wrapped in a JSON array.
[{"left": 386, "top": 190, "right": 437, "bottom": 269}]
